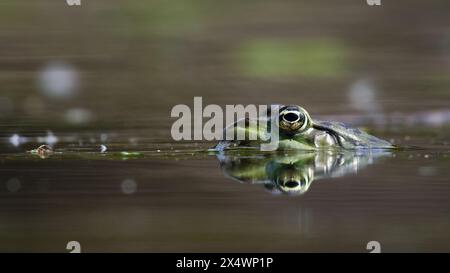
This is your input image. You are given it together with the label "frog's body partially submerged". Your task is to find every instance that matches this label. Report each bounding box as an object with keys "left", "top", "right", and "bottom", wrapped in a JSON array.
[{"left": 215, "top": 105, "right": 394, "bottom": 151}]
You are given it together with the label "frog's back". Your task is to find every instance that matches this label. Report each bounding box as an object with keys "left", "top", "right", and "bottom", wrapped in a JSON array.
[{"left": 313, "top": 120, "right": 394, "bottom": 149}]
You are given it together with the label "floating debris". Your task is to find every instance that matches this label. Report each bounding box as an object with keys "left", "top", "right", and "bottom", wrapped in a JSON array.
[
  {"left": 29, "top": 145, "right": 54, "bottom": 159},
  {"left": 100, "top": 145, "right": 108, "bottom": 153}
]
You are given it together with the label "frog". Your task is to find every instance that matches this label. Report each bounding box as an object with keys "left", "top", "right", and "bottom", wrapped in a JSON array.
[{"left": 214, "top": 105, "right": 394, "bottom": 151}]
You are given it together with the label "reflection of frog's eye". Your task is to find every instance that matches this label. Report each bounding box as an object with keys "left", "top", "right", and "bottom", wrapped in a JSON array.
[
  {"left": 284, "top": 180, "right": 299, "bottom": 188},
  {"left": 275, "top": 176, "right": 311, "bottom": 195}
]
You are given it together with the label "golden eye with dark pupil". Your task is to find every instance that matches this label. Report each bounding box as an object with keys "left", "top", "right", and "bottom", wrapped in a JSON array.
[
  {"left": 283, "top": 112, "right": 300, "bottom": 123},
  {"left": 280, "top": 110, "right": 305, "bottom": 133}
]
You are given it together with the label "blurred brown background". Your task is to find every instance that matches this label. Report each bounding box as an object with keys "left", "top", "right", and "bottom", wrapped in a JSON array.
[{"left": 0, "top": 0, "right": 449, "bottom": 134}]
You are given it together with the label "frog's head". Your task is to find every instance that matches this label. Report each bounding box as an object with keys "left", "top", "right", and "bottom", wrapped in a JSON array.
[{"left": 279, "top": 105, "right": 312, "bottom": 135}]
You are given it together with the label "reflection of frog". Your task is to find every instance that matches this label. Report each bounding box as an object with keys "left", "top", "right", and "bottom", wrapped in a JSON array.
[{"left": 217, "top": 150, "right": 390, "bottom": 195}]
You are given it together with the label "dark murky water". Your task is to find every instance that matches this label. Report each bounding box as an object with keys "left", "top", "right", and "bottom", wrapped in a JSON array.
[
  {"left": 0, "top": 0, "right": 450, "bottom": 252},
  {"left": 1, "top": 134, "right": 449, "bottom": 252}
]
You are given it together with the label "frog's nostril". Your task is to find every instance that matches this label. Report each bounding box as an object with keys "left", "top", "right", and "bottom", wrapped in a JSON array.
[{"left": 283, "top": 112, "right": 300, "bottom": 123}]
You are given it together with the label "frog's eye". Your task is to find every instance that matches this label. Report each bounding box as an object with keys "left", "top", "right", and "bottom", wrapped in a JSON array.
[
  {"left": 279, "top": 108, "right": 306, "bottom": 133},
  {"left": 283, "top": 111, "right": 303, "bottom": 123},
  {"left": 284, "top": 180, "right": 299, "bottom": 188},
  {"left": 278, "top": 105, "right": 312, "bottom": 134}
]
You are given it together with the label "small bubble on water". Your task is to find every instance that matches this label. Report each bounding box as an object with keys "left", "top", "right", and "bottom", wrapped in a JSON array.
[
  {"left": 100, "top": 145, "right": 107, "bottom": 153},
  {"left": 418, "top": 166, "right": 438, "bottom": 177},
  {"left": 424, "top": 154, "right": 430, "bottom": 159},
  {"left": 157, "top": 149, "right": 161, "bottom": 152},
  {"left": 121, "top": 179, "right": 137, "bottom": 195}
]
